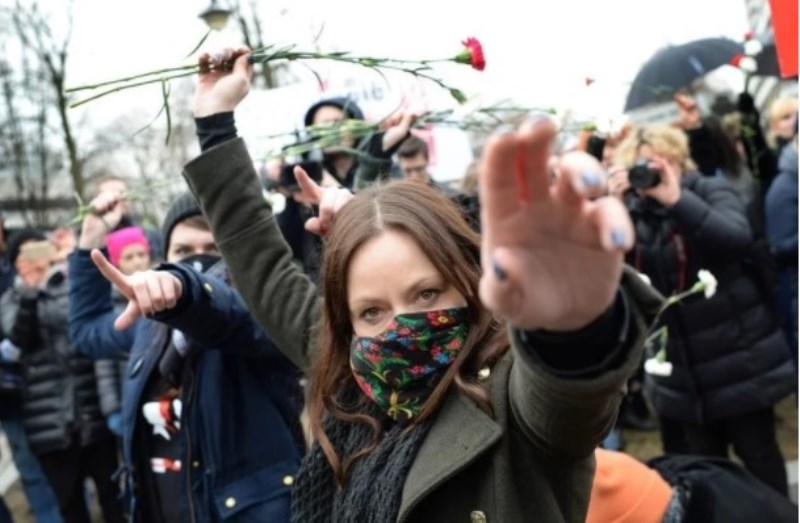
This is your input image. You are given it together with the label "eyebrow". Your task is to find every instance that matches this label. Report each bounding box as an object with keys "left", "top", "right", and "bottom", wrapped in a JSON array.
[{"left": 349, "top": 275, "right": 444, "bottom": 310}]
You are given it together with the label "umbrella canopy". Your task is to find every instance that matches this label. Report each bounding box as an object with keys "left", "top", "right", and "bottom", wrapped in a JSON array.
[{"left": 624, "top": 37, "right": 743, "bottom": 112}]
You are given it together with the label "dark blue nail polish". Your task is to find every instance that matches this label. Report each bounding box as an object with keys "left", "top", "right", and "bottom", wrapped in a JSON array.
[
  {"left": 581, "top": 170, "right": 602, "bottom": 188},
  {"left": 611, "top": 229, "right": 627, "bottom": 247},
  {"left": 493, "top": 260, "right": 508, "bottom": 281}
]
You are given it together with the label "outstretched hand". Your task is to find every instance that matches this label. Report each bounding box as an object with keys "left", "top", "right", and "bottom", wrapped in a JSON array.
[
  {"left": 478, "top": 117, "right": 635, "bottom": 331},
  {"left": 90, "top": 250, "right": 183, "bottom": 330},
  {"left": 380, "top": 112, "right": 417, "bottom": 152},
  {"left": 292, "top": 166, "right": 354, "bottom": 236}
]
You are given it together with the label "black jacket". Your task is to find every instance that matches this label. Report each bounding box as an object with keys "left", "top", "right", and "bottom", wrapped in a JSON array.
[
  {"left": 94, "top": 288, "right": 129, "bottom": 416},
  {"left": 627, "top": 173, "right": 794, "bottom": 423},
  {"left": 0, "top": 266, "right": 109, "bottom": 454}
]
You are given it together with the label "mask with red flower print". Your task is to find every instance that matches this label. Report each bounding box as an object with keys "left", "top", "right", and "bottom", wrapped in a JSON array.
[{"left": 349, "top": 307, "right": 469, "bottom": 423}]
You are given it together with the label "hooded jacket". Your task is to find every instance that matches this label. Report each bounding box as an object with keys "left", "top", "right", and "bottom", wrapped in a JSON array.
[
  {"left": 69, "top": 254, "right": 305, "bottom": 523},
  {"left": 628, "top": 174, "right": 794, "bottom": 423},
  {"left": 0, "top": 266, "right": 109, "bottom": 454}
]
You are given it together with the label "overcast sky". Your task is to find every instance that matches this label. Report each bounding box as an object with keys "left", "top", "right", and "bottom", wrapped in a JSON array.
[{"left": 58, "top": 0, "right": 752, "bottom": 130}]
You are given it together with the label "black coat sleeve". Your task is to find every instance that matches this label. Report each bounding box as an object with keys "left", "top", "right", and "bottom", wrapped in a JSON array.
[
  {"left": 8, "top": 293, "right": 40, "bottom": 350},
  {"left": 669, "top": 176, "right": 753, "bottom": 258}
]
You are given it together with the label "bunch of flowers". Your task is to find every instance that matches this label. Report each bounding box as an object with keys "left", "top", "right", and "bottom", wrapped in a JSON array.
[
  {"left": 643, "top": 269, "right": 718, "bottom": 377},
  {"left": 263, "top": 103, "right": 556, "bottom": 161}
]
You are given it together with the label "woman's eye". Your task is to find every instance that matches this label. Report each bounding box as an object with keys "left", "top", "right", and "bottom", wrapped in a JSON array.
[
  {"left": 418, "top": 289, "right": 440, "bottom": 303},
  {"left": 361, "top": 308, "right": 381, "bottom": 322}
]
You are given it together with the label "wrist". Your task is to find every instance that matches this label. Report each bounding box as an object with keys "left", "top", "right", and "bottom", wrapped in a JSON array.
[
  {"left": 194, "top": 100, "right": 236, "bottom": 118},
  {"left": 660, "top": 189, "right": 681, "bottom": 207}
]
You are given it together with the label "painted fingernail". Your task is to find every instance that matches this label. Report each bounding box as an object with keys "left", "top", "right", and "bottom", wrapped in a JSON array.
[
  {"left": 493, "top": 259, "right": 508, "bottom": 281},
  {"left": 581, "top": 170, "right": 602, "bottom": 188},
  {"left": 611, "top": 229, "right": 627, "bottom": 247}
]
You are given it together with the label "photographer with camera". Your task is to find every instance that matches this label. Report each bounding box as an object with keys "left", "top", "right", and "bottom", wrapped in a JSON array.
[
  {"left": 609, "top": 125, "right": 794, "bottom": 496},
  {"left": 262, "top": 99, "right": 416, "bottom": 282}
]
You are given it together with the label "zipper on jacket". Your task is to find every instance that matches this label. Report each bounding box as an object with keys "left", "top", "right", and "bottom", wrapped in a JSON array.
[{"left": 183, "top": 363, "right": 198, "bottom": 523}]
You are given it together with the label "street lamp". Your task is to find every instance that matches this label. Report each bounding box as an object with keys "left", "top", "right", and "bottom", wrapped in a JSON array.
[{"left": 199, "top": 0, "right": 232, "bottom": 31}]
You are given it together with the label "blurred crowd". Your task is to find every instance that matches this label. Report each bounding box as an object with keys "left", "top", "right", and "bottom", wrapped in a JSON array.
[{"left": 0, "top": 53, "right": 796, "bottom": 523}]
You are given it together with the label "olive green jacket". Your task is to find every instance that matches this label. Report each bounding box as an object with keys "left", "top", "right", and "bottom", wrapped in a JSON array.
[{"left": 182, "top": 137, "right": 662, "bottom": 523}]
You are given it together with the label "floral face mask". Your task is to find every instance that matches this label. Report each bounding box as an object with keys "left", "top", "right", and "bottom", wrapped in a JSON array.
[{"left": 349, "top": 307, "right": 469, "bottom": 423}]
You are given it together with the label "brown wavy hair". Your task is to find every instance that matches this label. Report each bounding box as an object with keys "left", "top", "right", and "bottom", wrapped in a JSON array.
[{"left": 309, "top": 180, "right": 508, "bottom": 485}]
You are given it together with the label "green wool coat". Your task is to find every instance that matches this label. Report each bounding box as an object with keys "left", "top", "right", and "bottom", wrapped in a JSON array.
[{"left": 182, "top": 138, "right": 663, "bottom": 523}]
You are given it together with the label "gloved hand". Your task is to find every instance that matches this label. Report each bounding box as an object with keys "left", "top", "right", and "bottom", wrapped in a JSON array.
[{"left": 107, "top": 412, "right": 123, "bottom": 437}]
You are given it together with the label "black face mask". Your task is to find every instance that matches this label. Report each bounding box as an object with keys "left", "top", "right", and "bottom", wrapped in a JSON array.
[{"left": 178, "top": 253, "right": 221, "bottom": 274}]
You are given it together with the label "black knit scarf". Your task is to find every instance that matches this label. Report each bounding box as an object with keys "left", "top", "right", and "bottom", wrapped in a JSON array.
[{"left": 291, "top": 385, "right": 431, "bottom": 523}]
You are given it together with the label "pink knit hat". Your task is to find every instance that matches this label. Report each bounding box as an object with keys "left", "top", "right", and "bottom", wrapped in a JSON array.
[{"left": 106, "top": 227, "right": 150, "bottom": 267}]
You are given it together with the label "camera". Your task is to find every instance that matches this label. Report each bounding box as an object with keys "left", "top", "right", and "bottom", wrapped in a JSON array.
[
  {"left": 278, "top": 161, "right": 323, "bottom": 193},
  {"left": 628, "top": 158, "right": 661, "bottom": 189}
]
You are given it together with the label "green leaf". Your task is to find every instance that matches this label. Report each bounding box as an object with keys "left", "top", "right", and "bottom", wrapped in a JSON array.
[
  {"left": 449, "top": 88, "right": 468, "bottom": 104},
  {"left": 185, "top": 29, "right": 212, "bottom": 58}
]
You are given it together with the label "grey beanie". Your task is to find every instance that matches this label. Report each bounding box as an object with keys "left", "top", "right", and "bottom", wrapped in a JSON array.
[{"left": 161, "top": 192, "right": 202, "bottom": 255}]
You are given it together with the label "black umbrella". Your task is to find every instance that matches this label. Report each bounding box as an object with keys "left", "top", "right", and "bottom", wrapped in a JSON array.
[{"left": 624, "top": 37, "right": 744, "bottom": 112}]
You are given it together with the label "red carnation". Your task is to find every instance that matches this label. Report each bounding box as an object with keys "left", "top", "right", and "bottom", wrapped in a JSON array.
[
  {"left": 730, "top": 53, "right": 744, "bottom": 67},
  {"left": 744, "top": 30, "right": 754, "bottom": 41},
  {"left": 455, "top": 37, "right": 486, "bottom": 71}
]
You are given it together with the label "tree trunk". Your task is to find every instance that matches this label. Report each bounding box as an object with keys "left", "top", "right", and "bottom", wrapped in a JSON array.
[{"left": 47, "top": 60, "right": 83, "bottom": 199}]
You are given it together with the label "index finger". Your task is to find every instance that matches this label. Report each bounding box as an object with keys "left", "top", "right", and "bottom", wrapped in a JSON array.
[
  {"left": 91, "top": 249, "right": 133, "bottom": 299},
  {"left": 294, "top": 166, "right": 323, "bottom": 204}
]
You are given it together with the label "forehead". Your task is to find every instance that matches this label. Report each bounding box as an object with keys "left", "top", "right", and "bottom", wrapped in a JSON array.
[
  {"left": 399, "top": 154, "right": 427, "bottom": 164},
  {"left": 120, "top": 243, "right": 148, "bottom": 255},
  {"left": 169, "top": 222, "right": 214, "bottom": 245},
  {"left": 347, "top": 230, "right": 441, "bottom": 299},
  {"left": 313, "top": 105, "right": 345, "bottom": 124}
]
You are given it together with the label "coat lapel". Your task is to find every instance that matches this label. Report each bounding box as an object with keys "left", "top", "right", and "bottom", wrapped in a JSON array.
[{"left": 398, "top": 387, "right": 503, "bottom": 522}]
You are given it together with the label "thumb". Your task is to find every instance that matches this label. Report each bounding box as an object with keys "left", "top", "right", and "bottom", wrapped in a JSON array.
[
  {"left": 304, "top": 216, "right": 324, "bottom": 237},
  {"left": 114, "top": 300, "right": 142, "bottom": 331},
  {"left": 233, "top": 52, "right": 253, "bottom": 76}
]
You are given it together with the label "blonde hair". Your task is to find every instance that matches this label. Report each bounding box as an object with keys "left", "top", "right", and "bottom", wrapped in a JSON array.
[
  {"left": 767, "top": 97, "right": 798, "bottom": 146},
  {"left": 613, "top": 125, "right": 696, "bottom": 171},
  {"left": 769, "top": 97, "right": 798, "bottom": 127}
]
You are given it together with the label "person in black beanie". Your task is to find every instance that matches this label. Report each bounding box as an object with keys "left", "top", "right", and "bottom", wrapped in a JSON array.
[{"left": 69, "top": 190, "right": 305, "bottom": 523}]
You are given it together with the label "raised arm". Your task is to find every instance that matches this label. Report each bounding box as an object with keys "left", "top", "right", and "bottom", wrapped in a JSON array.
[
  {"left": 68, "top": 191, "right": 136, "bottom": 359},
  {"left": 181, "top": 48, "right": 338, "bottom": 370},
  {"left": 477, "top": 118, "right": 661, "bottom": 458}
]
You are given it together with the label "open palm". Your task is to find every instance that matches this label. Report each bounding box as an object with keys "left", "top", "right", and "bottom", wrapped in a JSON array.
[{"left": 479, "top": 118, "right": 634, "bottom": 331}]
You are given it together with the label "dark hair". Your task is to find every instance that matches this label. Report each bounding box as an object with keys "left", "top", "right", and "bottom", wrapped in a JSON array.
[
  {"left": 310, "top": 181, "right": 507, "bottom": 485},
  {"left": 397, "top": 135, "right": 429, "bottom": 160}
]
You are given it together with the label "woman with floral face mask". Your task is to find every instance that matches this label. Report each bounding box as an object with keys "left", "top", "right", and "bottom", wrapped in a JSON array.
[{"left": 163, "top": 48, "right": 661, "bottom": 523}]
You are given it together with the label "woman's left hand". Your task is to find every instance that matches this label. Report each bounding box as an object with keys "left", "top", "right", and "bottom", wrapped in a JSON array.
[{"left": 479, "top": 117, "right": 634, "bottom": 331}]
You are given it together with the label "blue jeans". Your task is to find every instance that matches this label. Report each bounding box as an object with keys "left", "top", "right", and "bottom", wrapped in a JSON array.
[
  {"left": 3, "top": 419, "right": 63, "bottom": 523},
  {"left": 0, "top": 497, "right": 12, "bottom": 523}
]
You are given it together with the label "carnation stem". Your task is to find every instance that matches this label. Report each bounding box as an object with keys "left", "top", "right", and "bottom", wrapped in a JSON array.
[
  {"left": 66, "top": 64, "right": 200, "bottom": 93},
  {"left": 69, "top": 71, "right": 197, "bottom": 108}
]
